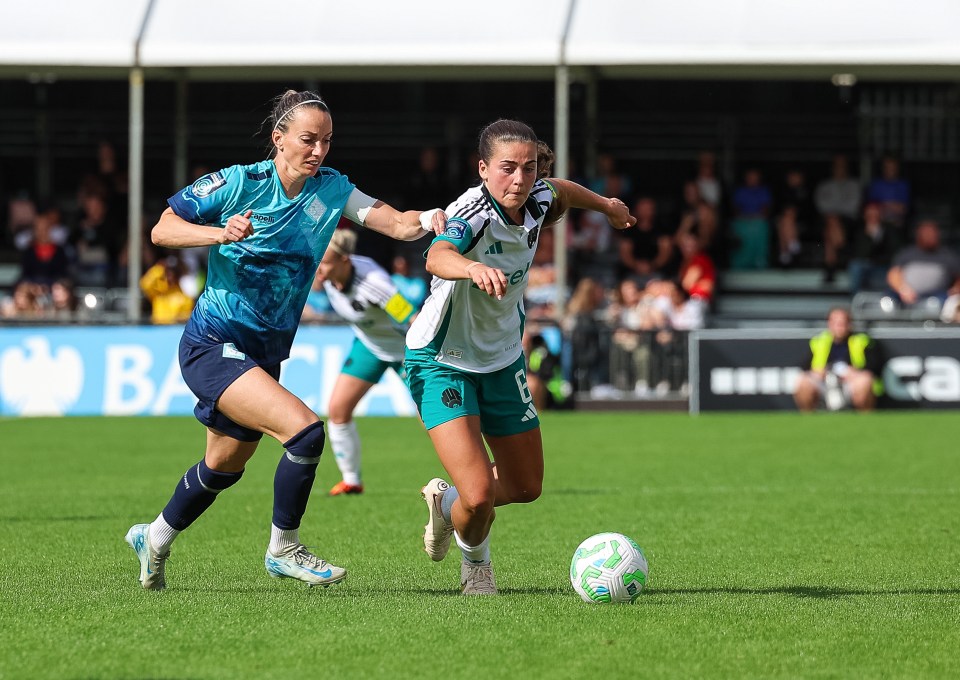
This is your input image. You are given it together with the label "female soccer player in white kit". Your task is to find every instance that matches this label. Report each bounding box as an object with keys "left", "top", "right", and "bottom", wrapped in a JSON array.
[
  {"left": 314, "top": 228, "right": 419, "bottom": 495},
  {"left": 405, "top": 120, "right": 636, "bottom": 594}
]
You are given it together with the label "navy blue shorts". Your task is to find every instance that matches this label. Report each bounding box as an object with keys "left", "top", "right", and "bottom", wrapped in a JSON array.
[{"left": 179, "top": 329, "right": 280, "bottom": 442}]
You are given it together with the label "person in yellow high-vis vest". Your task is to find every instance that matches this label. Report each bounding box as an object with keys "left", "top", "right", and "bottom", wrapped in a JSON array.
[{"left": 794, "top": 307, "right": 883, "bottom": 412}]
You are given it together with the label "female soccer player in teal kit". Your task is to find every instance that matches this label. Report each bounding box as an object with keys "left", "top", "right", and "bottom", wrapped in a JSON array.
[{"left": 124, "top": 90, "right": 444, "bottom": 591}]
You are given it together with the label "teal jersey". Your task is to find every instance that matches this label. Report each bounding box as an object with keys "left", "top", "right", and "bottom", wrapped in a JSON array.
[{"left": 168, "top": 160, "right": 355, "bottom": 364}]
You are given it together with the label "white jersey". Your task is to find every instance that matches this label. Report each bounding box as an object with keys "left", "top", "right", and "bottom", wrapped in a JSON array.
[
  {"left": 324, "top": 255, "right": 416, "bottom": 362},
  {"left": 406, "top": 179, "right": 557, "bottom": 373}
]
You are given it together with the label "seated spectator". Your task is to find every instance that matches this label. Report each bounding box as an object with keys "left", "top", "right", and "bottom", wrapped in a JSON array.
[
  {"left": 562, "top": 277, "right": 609, "bottom": 393},
  {"left": 19, "top": 209, "right": 71, "bottom": 287},
  {"left": 617, "top": 196, "right": 676, "bottom": 283},
  {"left": 774, "top": 168, "right": 814, "bottom": 269},
  {"left": 390, "top": 254, "right": 427, "bottom": 308},
  {"left": 49, "top": 278, "right": 80, "bottom": 320},
  {"left": 676, "top": 231, "right": 716, "bottom": 308},
  {"left": 867, "top": 155, "right": 910, "bottom": 233},
  {"left": 589, "top": 153, "right": 632, "bottom": 202},
  {"left": 570, "top": 209, "right": 615, "bottom": 283},
  {"left": 694, "top": 150, "right": 722, "bottom": 210},
  {"left": 677, "top": 180, "right": 718, "bottom": 254},
  {"left": 1, "top": 281, "right": 46, "bottom": 319},
  {"left": 794, "top": 307, "right": 883, "bottom": 412},
  {"left": 730, "top": 168, "right": 772, "bottom": 270},
  {"left": 848, "top": 203, "right": 898, "bottom": 295},
  {"left": 815, "top": 154, "right": 862, "bottom": 283},
  {"left": 70, "top": 185, "right": 121, "bottom": 286},
  {"left": 885, "top": 219, "right": 960, "bottom": 315},
  {"left": 139, "top": 254, "right": 194, "bottom": 324},
  {"left": 523, "top": 330, "right": 570, "bottom": 411},
  {"left": 6, "top": 193, "right": 37, "bottom": 251}
]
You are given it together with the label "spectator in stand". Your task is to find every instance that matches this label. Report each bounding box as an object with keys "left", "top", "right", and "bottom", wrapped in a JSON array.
[
  {"left": 694, "top": 150, "right": 722, "bottom": 210},
  {"left": 730, "top": 168, "right": 772, "bottom": 270},
  {"left": 589, "top": 153, "right": 632, "bottom": 202},
  {"left": 139, "top": 253, "right": 195, "bottom": 325},
  {"left": 677, "top": 180, "right": 718, "bottom": 254},
  {"left": 50, "top": 278, "right": 80, "bottom": 319},
  {"left": 1, "top": 281, "right": 46, "bottom": 318},
  {"left": 617, "top": 196, "right": 676, "bottom": 283},
  {"left": 19, "top": 208, "right": 71, "bottom": 287},
  {"left": 815, "top": 154, "right": 862, "bottom": 283},
  {"left": 71, "top": 181, "right": 122, "bottom": 286},
  {"left": 794, "top": 307, "right": 883, "bottom": 412},
  {"left": 525, "top": 227, "right": 559, "bottom": 319},
  {"left": 676, "top": 231, "right": 716, "bottom": 311},
  {"left": 390, "top": 254, "right": 427, "bottom": 308},
  {"left": 522, "top": 331, "right": 569, "bottom": 411},
  {"left": 848, "top": 202, "right": 898, "bottom": 295},
  {"left": 569, "top": 209, "right": 615, "bottom": 284},
  {"left": 886, "top": 219, "right": 960, "bottom": 315},
  {"left": 867, "top": 155, "right": 910, "bottom": 232},
  {"left": 562, "top": 277, "right": 609, "bottom": 394},
  {"left": 6, "top": 192, "right": 37, "bottom": 252},
  {"left": 93, "top": 140, "right": 129, "bottom": 226},
  {"left": 774, "top": 168, "right": 815, "bottom": 269},
  {"left": 404, "top": 146, "right": 450, "bottom": 209}
]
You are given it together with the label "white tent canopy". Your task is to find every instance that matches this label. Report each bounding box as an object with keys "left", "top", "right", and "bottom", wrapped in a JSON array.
[{"left": 4, "top": 0, "right": 960, "bottom": 74}]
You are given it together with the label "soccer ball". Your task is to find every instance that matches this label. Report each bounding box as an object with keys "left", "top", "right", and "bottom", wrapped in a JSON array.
[{"left": 570, "top": 532, "right": 649, "bottom": 603}]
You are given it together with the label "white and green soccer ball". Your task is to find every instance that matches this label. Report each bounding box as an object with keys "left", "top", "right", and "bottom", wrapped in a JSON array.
[{"left": 570, "top": 532, "right": 649, "bottom": 604}]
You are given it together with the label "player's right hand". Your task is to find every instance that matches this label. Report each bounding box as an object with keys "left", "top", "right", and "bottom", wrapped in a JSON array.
[
  {"left": 220, "top": 209, "right": 254, "bottom": 244},
  {"left": 467, "top": 262, "right": 507, "bottom": 300}
]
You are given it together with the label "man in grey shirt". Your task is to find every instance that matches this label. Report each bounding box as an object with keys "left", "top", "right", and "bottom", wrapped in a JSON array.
[{"left": 887, "top": 220, "right": 960, "bottom": 312}]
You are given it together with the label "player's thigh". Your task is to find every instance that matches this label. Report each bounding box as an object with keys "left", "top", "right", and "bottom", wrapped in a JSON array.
[
  {"left": 204, "top": 427, "right": 260, "bottom": 472},
  {"left": 217, "top": 366, "right": 318, "bottom": 443},
  {"left": 328, "top": 373, "right": 375, "bottom": 423},
  {"left": 486, "top": 427, "right": 544, "bottom": 503},
  {"left": 427, "top": 416, "right": 496, "bottom": 507}
]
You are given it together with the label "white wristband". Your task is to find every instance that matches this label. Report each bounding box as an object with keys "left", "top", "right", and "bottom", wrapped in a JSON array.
[{"left": 419, "top": 208, "right": 441, "bottom": 231}]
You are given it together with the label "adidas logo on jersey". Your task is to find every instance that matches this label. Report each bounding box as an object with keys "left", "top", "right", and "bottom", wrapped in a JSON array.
[
  {"left": 484, "top": 241, "right": 504, "bottom": 255},
  {"left": 521, "top": 404, "right": 538, "bottom": 422}
]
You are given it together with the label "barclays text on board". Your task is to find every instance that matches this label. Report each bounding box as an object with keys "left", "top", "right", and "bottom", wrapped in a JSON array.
[{"left": 0, "top": 325, "right": 416, "bottom": 418}]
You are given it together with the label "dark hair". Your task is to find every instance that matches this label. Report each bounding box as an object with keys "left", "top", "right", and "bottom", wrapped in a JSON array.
[
  {"left": 478, "top": 119, "right": 538, "bottom": 163},
  {"left": 536, "top": 141, "right": 555, "bottom": 179},
  {"left": 265, "top": 90, "right": 330, "bottom": 155}
]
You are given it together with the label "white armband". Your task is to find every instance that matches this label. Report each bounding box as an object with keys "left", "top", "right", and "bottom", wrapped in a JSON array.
[
  {"left": 419, "top": 208, "right": 442, "bottom": 232},
  {"left": 344, "top": 188, "right": 379, "bottom": 225}
]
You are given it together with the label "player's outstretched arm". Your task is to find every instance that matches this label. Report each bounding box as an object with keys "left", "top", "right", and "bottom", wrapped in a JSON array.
[
  {"left": 547, "top": 178, "right": 636, "bottom": 230},
  {"left": 360, "top": 201, "right": 447, "bottom": 241},
  {"left": 152, "top": 207, "right": 253, "bottom": 248},
  {"left": 426, "top": 240, "right": 506, "bottom": 300}
]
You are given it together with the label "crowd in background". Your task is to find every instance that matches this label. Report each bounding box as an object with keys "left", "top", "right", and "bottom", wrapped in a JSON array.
[{"left": 3, "top": 142, "right": 959, "bottom": 398}]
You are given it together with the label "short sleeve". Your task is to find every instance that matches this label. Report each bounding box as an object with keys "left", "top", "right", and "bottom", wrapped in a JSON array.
[{"left": 167, "top": 165, "right": 243, "bottom": 225}]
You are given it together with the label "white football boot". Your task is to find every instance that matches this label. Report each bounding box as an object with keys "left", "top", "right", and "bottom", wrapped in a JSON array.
[
  {"left": 125, "top": 523, "right": 169, "bottom": 591},
  {"left": 421, "top": 478, "right": 454, "bottom": 561},
  {"left": 264, "top": 544, "right": 346, "bottom": 587},
  {"left": 461, "top": 562, "right": 498, "bottom": 595}
]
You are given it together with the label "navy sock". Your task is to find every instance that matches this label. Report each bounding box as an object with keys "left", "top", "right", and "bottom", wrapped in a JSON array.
[
  {"left": 161, "top": 459, "right": 244, "bottom": 531},
  {"left": 273, "top": 421, "right": 325, "bottom": 530}
]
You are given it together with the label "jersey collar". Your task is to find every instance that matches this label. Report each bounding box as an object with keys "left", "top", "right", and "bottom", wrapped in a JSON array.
[{"left": 480, "top": 183, "right": 543, "bottom": 231}]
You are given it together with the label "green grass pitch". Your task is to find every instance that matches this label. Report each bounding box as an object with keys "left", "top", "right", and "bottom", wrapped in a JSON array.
[{"left": 1, "top": 412, "right": 959, "bottom": 679}]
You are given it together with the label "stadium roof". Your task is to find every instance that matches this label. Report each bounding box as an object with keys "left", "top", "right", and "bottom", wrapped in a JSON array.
[{"left": 2, "top": 0, "right": 960, "bottom": 79}]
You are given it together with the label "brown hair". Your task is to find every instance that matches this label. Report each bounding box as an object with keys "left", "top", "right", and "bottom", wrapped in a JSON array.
[
  {"left": 265, "top": 90, "right": 330, "bottom": 155},
  {"left": 477, "top": 119, "right": 538, "bottom": 163}
]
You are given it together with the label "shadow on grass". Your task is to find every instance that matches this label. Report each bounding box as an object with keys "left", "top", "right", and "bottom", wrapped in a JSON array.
[
  {"left": 1, "top": 514, "right": 118, "bottom": 523},
  {"left": 646, "top": 585, "right": 960, "bottom": 598}
]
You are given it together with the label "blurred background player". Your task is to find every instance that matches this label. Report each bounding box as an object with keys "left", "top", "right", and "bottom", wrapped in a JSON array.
[
  {"left": 123, "top": 89, "right": 446, "bottom": 591},
  {"left": 406, "top": 120, "right": 635, "bottom": 595},
  {"left": 313, "top": 227, "right": 419, "bottom": 495}
]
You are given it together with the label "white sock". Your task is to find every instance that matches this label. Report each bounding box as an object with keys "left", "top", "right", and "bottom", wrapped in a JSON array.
[
  {"left": 148, "top": 513, "right": 180, "bottom": 554},
  {"left": 455, "top": 530, "right": 491, "bottom": 565},
  {"left": 269, "top": 525, "right": 300, "bottom": 556},
  {"left": 328, "top": 420, "right": 362, "bottom": 486},
  {"left": 439, "top": 485, "right": 459, "bottom": 524}
]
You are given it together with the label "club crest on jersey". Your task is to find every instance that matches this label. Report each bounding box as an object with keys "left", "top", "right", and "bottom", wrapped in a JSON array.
[
  {"left": 441, "top": 387, "right": 463, "bottom": 408},
  {"left": 305, "top": 196, "right": 328, "bottom": 222},
  {"left": 192, "top": 172, "right": 226, "bottom": 198},
  {"left": 527, "top": 226, "right": 540, "bottom": 249}
]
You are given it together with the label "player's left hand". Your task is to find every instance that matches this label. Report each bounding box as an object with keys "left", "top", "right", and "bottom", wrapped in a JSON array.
[
  {"left": 419, "top": 208, "right": 448, "bottom": 236},
  {"left": 604, "top": 198, "right": 636, "bottom": 230}
]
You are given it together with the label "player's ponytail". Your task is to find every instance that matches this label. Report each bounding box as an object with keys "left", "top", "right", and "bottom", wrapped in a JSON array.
[{"left": 536, "top": 141, "right": 555, "bottom": 179}]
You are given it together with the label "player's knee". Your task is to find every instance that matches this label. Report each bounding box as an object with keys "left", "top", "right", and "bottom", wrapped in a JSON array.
[
  {"left": 510, "top": 482, "right": 542, "bottom": 504},
  {"left": 457, "top": 487, "right": 495, "bottom": 518},
  {"left": 327, "top": 401, "right": 352, "bottom": 424},
  {"left": 282, "top": 420, "right": 325, "bottom": 458}
]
